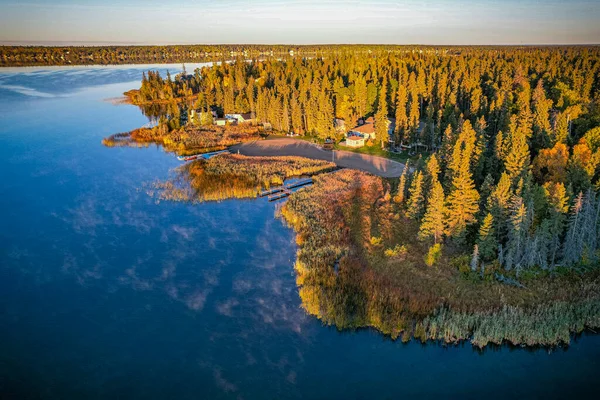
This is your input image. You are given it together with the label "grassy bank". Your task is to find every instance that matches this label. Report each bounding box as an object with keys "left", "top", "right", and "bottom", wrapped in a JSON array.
[{"left": 152, "top": 153, "right": 336, "bottom": 202}]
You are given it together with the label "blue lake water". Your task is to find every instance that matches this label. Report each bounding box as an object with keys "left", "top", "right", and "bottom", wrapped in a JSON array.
[{"left": 0, "top": 65, "right": 599, "bottom": 399}]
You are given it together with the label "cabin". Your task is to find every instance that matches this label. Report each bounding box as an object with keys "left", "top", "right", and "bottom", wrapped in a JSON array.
[
  {"left": 214, "top": 118, "right": 228, "bottom": 126},
  {"left": 344, "top": 132, "right": 366, "bottom": 148},
  {"left": 225, "top": 112, "right": 256, "bottom": 124}
]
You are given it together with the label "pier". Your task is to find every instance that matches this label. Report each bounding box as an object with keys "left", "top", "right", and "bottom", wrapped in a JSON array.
[
  {"left": 259, "top": 178, "right": 313, "bottom": 201},
  {"left": 177, "top": 149, "right": 229, "bottom": 161}
]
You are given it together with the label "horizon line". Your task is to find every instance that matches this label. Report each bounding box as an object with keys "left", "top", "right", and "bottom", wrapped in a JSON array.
[{"left": 2, "top": 41, "right": 600, "bottom": 48}]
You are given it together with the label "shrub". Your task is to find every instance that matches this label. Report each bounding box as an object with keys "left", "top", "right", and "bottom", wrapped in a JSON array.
[
  {"left": 425, "top": 243, "right": 443, "bottom": 266},
  {"left": 384, "top": 244, "right": 408, "bottom": 259},
  {"left": 370, "top": 236, "right": 383, "bottom": 247}
]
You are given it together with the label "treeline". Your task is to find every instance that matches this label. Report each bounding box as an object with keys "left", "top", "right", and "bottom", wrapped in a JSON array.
[
  {"left": 133, "top": 47, "right": 599, "bottom": 145},
  {"left": 3, "top": 44, "right": 455, "bottom": 67}
]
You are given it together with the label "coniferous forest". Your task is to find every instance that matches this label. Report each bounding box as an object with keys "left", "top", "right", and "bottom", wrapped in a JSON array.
[{"left": 109, "top": 45, "right": 600, "bottom": 346}]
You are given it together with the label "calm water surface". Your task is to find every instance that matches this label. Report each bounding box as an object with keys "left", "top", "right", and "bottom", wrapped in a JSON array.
[{"left": 0, "top": 65, "right": 599, "bottom": 399}]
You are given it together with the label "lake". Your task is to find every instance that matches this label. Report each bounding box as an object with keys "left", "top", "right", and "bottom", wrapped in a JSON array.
[{"left": 1, "top": 65, "right": 599, "bottom": 399}]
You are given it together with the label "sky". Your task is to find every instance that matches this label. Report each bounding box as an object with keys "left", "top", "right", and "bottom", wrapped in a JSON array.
[{"left": 0, "top": 0, "right": 598, "bottom": 45}]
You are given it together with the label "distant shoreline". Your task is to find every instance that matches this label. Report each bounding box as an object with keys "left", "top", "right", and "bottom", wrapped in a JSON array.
[{"left": 2, "top": 44, "right": 599, "bottom": 68}]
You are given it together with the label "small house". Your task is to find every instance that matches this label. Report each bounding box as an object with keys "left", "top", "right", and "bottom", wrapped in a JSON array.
[
  {"left": 225, "top": 112, "right": 256, "bottom": 124},
  {"left": 345, "top": 132, "right": 365, "bottom": 148},
  {"left": 214, "top": 118, "right": 228, "bottom": 126}
]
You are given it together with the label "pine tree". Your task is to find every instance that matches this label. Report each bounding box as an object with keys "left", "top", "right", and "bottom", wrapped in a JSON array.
[
  {"left": 504, "top": 116, "right": 530, "bottom": 182},
  {"left": 394, "top": 161, "right": 410, "bottom": 205},
  {"left": 446, "top": 121, "right": 480, "bottom": 238},
  {"left": 532, "top": 79, "right": 552, "bottom": 148},
  {"left": 553, "top": 111, "right": 570, "bottom": 144},
  {"left": 407, "top": 170, "right": 425, "bottom": 220},
  {"left": 424, "top": 153, "right": 441, "bottom": 194},
  {"left": 543, "top": 182, "right": 569, "bottom": 267},
  {"left": 290, "top": 96, "right": 303, "bottom": 134},
  {"left": 354, "top": 74, "right": 368, "bottom": 118},
  {"left": 281, "top": 97, "right": 291, "bottom": 133},
  {"left": 419, "top": 178, "right": 446, "bottom": 243},
  {"left": 375, "top": 78, "right": 389, "bottom": 148},
  {"left": 395, "top": 84, "right": 408, "bottom": 143},
  {"left": 563, "top": 192, "right": 584, "bottom": 265},
  {"left": 504, "top": 195, "right": 532, "bottom": 273},
  {"left": 477, "top": 213, "right": 497, "bottom": 261}
]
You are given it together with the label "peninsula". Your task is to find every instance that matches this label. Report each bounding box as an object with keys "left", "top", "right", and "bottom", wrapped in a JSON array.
[{"left": 105, "top": 46, "right": 600, "bottom": 347}]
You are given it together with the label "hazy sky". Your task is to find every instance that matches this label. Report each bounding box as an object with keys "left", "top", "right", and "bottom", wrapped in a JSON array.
[{"left": 0, "top": 0, "right": 598, "bottom": 45}]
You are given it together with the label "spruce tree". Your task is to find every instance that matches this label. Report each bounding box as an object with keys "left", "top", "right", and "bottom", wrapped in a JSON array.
[
  {"left": 419, "top": 178, "right": 446, "bottom": 243},
  {"left": 532, "top": 79, "right": 552, "bottom": 148},
  {"left": 407, "top": 170, "right": 425, "bottom": 220},
  {"left": 394, "top": 161, "right": 410, "bottom": 205},
  {"left": 446, "top": 121, "right": 480, "bottom": 238},
  {"left": 477, "top": 213, "right": 497, "bottom": 261},
  {"left": 505, "top": 116, "right": 530, "bottom": 182},
  {"left": 395, "top": 84, "right": 408, "bottom": 143},
  {"left": 375, "top": 78, "right": 389, "bottom": 148},
  {"left": 563, "top": 192, "right": 584, "bottom": 266}
]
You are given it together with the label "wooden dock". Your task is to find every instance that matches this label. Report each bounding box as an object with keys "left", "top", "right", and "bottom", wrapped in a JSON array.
[
  {"left": 268, "top": 189, "right": 291, "bottom": 201},
  {"left": 178, "top": 149, "right": 229, "bottom": 161},
  {"left": 260, "top": 178, "right": 313, "bottom": 201}
]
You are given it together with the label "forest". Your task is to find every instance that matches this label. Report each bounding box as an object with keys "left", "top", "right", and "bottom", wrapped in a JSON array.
[{"left": 107, "top": 45, "right": 600, "bottom": 345}]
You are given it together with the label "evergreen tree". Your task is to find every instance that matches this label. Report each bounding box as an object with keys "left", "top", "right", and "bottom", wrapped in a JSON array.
[
  {"left": 504, "top": 195, "right": 532, "bottom": 273},
  {"left": 553, "top": 112, "right": 570, "bottom": 144},
  {"left": 407, "top": 170, "right": 425, "bottom": 220},
  {"left": 477, "top": 213, "right": 497, "bottom": 261},
  {"left": 419, "top": 178, "right": 446, "bottom": 243},
  {"left": 394, "top": 161, "right": 410, "bottom": 205},
  {"left": 446, "top": 121, "right": 480, "bottom": 238},
  {"left": 505, "top": 116, "right": 530, "bottom": 183},
  {"left": 375, "top": 78, "right": 389, "bottom": 148},
  {"left": 395, "top": 84, "right": 408, "bottom": 143},
  {"left": 532, "top": 79, "right": 552, "bottom": 148},
  {"left": 563, "top": 192, "right": 585, "bottom": 265}
]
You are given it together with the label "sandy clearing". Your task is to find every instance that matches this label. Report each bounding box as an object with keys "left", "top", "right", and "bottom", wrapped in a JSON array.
[{"left": 230, "top": 137, "right": 405, "bottom": 178}]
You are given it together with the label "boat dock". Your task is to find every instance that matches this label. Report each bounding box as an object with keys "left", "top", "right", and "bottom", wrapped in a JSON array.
[
  {"left": 177, "top": 149, "right": 230, "bottom": 161},
  {"left": 260, "top": 178, "right": 313, "bottom": 201}
]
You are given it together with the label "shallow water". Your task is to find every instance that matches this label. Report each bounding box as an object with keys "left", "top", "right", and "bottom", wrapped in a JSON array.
[{"left": 0, "top": 65, "right": 599, "bottom": 399}]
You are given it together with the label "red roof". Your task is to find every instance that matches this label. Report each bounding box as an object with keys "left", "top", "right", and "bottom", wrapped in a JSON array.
[{"left": 350, "top": 123, "right": 374, "bottom": 135}]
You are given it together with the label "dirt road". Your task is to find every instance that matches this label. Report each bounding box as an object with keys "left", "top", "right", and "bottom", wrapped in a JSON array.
[{"left": 230, "top": 138, "right": 405, "bottom": 178}]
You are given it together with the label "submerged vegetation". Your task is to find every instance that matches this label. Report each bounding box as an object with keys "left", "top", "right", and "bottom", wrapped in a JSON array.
[{"left": 152, "top": 154, "right": 335, "bottom": 202}]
